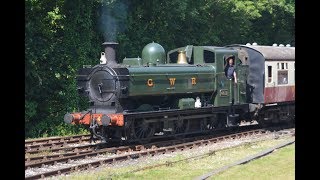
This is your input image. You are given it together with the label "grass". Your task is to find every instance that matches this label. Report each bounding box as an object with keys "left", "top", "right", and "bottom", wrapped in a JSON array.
[
  {"left": 54, "top": 136, "right": 295, "bottom": 180},
  {"left": 211, "top": 144, "right": 295, "bottom": 180}
]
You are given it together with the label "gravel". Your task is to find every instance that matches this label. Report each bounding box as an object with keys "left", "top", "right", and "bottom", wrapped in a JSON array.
[{"left": 26, "top": 129, "right": 293, "bottom": 179}]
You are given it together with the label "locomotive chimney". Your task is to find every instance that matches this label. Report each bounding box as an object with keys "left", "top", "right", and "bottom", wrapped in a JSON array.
[{"left": 102, "top": 42, "right": 118, "bottom": 66}]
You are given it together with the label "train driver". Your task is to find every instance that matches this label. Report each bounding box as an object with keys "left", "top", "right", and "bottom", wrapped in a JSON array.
[{"left": 224, "top": 56, "right": 237, "bottom": 84}]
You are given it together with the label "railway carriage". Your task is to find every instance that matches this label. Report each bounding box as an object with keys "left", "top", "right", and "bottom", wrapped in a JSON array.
[{"left": 228, "top": 44, "right": 295, "bottom": 125}]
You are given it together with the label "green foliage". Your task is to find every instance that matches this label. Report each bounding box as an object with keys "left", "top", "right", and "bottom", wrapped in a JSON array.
[
  {"left": 25, "top": 0, "right": 96, "bottom": 138},
  {"left": 25, "top": 100, "right": 37, "bottom": 122},
  {"left": 26, "top": 117, "right": 88, "bottom": 138},
  {"left": 25, "top": 0, "right": 295, "bottom": 138},
  {"left": 231, "top": 0, "right": 295, "bottom": 45}
]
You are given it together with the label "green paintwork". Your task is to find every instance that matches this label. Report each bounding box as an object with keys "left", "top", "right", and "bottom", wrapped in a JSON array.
[
  {"left": 178, "top": 98, "right": 195, "bottom": 109},
  {"left": 127, "top": 65, "right": 215, "bottom": 96},
  {"left": 142, "top": 42, "right": 166, "bottom": 66},
  {"left": 121, "top": 44, "right": 248, "bottom": 107},
  {"left": 193, "top": 46, "right": 205, "bottom": 64}
]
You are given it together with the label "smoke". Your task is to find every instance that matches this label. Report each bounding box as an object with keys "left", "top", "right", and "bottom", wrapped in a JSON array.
[{"left": 99, "top": 0, "right": 128, "bottom": 42}]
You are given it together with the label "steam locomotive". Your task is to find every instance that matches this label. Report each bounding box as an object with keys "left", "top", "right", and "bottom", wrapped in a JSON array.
[{"left": 64, "top": 42, "right": 295, "bottom": 143}]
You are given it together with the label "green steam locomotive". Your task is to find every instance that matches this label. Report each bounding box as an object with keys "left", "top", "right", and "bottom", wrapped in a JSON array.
[{"left": 64, "top": 42, "right": 294, "bottom": 143}]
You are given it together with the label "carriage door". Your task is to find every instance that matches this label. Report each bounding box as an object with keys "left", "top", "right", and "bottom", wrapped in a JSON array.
[{"left": 264, "top": 61, "right": 275, "bottom": 103}]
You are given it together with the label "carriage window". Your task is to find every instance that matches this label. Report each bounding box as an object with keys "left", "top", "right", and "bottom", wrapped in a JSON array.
[
  {"left": 278, "top": 70, "right": 288, "bottom": 85},
  {"left": 281, "top": 63, "right": 284, "bottom": 69},
  {"left": 286, "top": 63, "right": 288, "bottom": 69},
  {"left": 203, "top": 50, "right": 215, "bottom": 63},
  {"left": 277, "top": 63, "right": 279, "bottom": 69},
  {"left": 267, "top": 66, "right": 272, "bottom": 83}
]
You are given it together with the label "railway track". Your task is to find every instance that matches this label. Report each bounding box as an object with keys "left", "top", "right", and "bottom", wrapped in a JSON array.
[
  {"left": 25, "top": 124, "right": 258, "bottom": 163},
  {"left": 24, "top": 122, "right": 258, "bottom": 155},
  {"left": 25, "top": 125, "right": 294, "bottom": 179},
  {"left": 25, "top": 134, "right": 92, "bottom": 154},
  {"left": 25, "top": 134, "right": 90, "bottom": 146}
]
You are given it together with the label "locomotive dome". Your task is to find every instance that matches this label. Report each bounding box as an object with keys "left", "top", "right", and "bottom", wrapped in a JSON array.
[{"left": 142, "top": 42, "right": 166, "bottom": 65}]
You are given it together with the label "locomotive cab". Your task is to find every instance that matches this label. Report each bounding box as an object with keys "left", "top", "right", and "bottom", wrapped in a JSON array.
[{"left": 167, "top": 45, "right": 250, "bottom": 126}]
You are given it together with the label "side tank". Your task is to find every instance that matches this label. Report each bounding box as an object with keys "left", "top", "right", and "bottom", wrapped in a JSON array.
[
  {"left": 127, "top": 42, "right": 216, "bottom": 97},
  {"left": 127, "top": 65, "right": 215, "bottom": 96}
]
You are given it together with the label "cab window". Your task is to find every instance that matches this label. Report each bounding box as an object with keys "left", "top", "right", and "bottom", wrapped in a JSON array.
[{"left": 203, "top": 50, "right": 215, "bottom": 63}]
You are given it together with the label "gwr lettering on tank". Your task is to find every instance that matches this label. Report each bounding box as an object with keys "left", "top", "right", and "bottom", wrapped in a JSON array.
[
  {"left": 146, "top": 77, "right": 197, "bottom": 87},
  {"left": 169, "top": 78, "right": 176, "bottom": 86}
]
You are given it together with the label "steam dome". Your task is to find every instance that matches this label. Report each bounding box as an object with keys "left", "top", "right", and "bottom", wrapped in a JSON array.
[{"left": 142, "top": 42, "right": 166, "bottom": 65}]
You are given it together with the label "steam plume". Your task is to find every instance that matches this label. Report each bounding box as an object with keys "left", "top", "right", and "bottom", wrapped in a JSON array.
[{"left": 99, "top": 0, "right": 128, "bottom": 42}]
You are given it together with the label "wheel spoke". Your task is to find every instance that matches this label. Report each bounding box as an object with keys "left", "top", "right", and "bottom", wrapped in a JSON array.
[{"left": 132, "top": 119, "right": 154, "bottom": 143}]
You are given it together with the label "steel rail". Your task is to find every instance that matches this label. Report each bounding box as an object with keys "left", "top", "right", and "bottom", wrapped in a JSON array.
[{"left": 25, "top": 128, "right": 268, "bottom": 179}]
